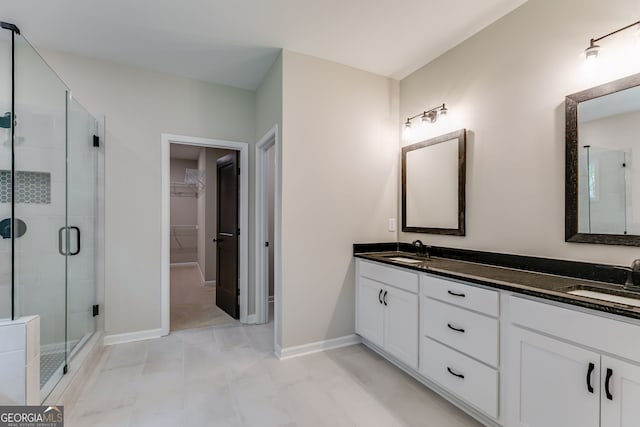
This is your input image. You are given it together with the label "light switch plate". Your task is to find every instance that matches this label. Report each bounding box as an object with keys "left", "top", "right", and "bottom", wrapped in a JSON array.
[{"left": 388, "top": 218, "right": 396, "bottom": 232}]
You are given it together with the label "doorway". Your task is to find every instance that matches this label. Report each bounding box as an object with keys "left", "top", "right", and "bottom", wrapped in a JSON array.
[
  {"left": 255, "top": 125, "right": 281, "bottom": 352},
  {"left": 161, "top": 134, "right": 249, "bottom": 336},
  {"left": 168, "top": 145, "right": 240, "bottom": 330}
]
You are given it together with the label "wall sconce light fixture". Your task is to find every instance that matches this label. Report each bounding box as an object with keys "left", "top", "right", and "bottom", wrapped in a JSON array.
[
  {"left": 404, "top": 104, "right": 448, "bottom": 128},
  {"left": 585, "top": 19, "right": 640, "bottom": 61}
]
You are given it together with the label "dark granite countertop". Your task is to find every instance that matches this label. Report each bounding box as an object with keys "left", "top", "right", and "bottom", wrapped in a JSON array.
[{"left": 355, "top": 250, "right": 640, "bottom": 321}]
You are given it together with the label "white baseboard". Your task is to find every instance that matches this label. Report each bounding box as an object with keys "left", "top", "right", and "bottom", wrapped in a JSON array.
[
  {"left": 276, "top": 334, "right": 361, "bottom": 360},
  {"left": 274, "top": 344, "right": 282, "bottom": 358},
  {"left": 103, "top": 328, "right": 164, "bottom": 346},
  {"left": 204, "top": 280, "right": 216, "bottom": 287},
  {"left": 197, "top": 263, "right": 205, "bottom": 283},
  {"left": 169, "top": 262, "right": 198, "bottom": 267}
]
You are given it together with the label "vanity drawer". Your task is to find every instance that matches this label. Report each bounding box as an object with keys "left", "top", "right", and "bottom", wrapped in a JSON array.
[
  {"left": 422, "top": 274, "right": 498, "bottom": 316},
  {"left": 422, "top": 298, "right": 499, "bottom": 367},
  {"left": 421, "top": 337, "right": 498, "bottom": 419},
  {"left": 359, "top": 260, "right": 419, "bottom": 294}
]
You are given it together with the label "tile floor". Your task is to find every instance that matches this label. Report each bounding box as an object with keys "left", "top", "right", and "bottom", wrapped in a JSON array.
[
  {"left": 170, "top": 264, "right": 237, "bottom": 331},
  {"left": 67, "top": 320, "right": 482, "bottom": 427}
]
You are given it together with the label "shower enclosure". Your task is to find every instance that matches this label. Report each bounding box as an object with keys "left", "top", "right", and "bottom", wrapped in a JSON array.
[
  {"left": 0, "top": 22, "right": 104, "bottom": 401},
  {"left": 579, "top": 145, "right": 628, "bottom": 235}
]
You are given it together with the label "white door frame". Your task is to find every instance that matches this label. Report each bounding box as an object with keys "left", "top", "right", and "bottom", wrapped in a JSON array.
[
  {"left": 161, "top": 133, "right": 249, "bottom": 335},
  {"left": 255, "top": 125, "right": 281, "bottom": 346}
]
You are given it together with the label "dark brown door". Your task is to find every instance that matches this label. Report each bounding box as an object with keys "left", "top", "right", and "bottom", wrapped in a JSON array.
[{"left": 215, "top": 152, "right": 239, "bottom": 319}]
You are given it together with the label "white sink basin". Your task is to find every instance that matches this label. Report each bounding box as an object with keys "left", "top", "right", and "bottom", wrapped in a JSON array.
[
  {"left": 568, "top": 290, "right": 640, "bottom": 308},
  {"left": 386, "top": 257, "right": 423, "bottom": 264}
]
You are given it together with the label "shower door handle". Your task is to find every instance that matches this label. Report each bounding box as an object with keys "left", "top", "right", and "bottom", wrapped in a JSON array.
[
  {"left": 69, "top": 226, "right": 81, "bottom": 256},
  {"left": 58, "top": 227, "right": 66, "bottom": 255},
  {"left": 58, "top": 226, "right": 81, "bottom": 256}
]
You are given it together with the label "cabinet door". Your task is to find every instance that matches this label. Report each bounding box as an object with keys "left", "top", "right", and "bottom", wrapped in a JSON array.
[
  {"left": 384, "top": 286, "right": 418, "bottom": 369},
  {"left": 601, "top": 355, "right": 640, "bottom": 427},
  {"left": 356, "top": 277, "right": 384, "bottom": 348},
  {"left": 506, "top": 327, "right": 600, "bottom": 427}
]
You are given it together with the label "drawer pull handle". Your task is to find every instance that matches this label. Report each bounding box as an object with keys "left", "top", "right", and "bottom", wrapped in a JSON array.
[
  {"left": 447, "top": 367, "right": 465, "bottom": 379},
  {"left": 605, "top": 368, "right": 613, "bottom": 400},
  {"left": 379, "top": 289, "right": 383, "bottom": 305},
  {"left": 383, "top": 291, "right": 388, "bottom": 306},
  {"left": 447, "top": 290, "right": 466, "bottom": 298},
  {"left": 447, "top": 323, "right": 465, "bottom": 333},
  {"left": 586, "top": 362, "right": 595, "bottom": 393}
]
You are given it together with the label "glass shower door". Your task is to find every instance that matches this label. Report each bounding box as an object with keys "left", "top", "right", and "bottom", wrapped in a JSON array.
[
  {"left": 0, "top": 28, "right": 12, "bottom": 320},
  {"left": 66, "top": 95, "right": 97, "bottom": 356},
  {"left": 13, "top": 34, "right": 69, "bottom": 399}
]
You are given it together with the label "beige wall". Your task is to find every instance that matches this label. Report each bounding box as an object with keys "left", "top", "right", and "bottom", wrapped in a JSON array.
[
  {"left": 281, "top": 51, "right": 398, "bottom": 347},
  {"left": 399, "top": 0, "right": 640, "bottom": 266},
  {"left": 170, "top": 158, "right": 198, "bottom": 263},
  {"left": 40, "top": 49, "right": 255, "bottom": 335},
  {"left": 255, "top": 52, "right": 283, "bottom": 336},
  {"left": 256, "top": 53, "right": 283, "bottom": 142},
  {"left": 197, "top": 149, "right": 207, "bottom": 276}
]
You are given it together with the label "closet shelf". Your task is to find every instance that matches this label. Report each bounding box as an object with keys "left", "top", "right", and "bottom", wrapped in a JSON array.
[{"left": 170, "top": 182, "right": 199, "bottom": 197}]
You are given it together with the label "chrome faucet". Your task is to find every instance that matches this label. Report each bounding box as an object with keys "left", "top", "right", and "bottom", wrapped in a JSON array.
[
  {"left": 624, "top": 259, "right": 640, "bottom": 292},
  {"left": 412, "top": 240, "right": 429, "bottom": 258}
]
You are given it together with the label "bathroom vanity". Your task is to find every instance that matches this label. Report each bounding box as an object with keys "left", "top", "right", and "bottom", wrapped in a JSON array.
[{"left": 354, "top": 244, "right": 640, "bottom": 427}]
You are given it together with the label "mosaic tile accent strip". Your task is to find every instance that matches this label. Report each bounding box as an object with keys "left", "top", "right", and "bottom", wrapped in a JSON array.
[{"left": 0, "top": 170, "right": 51, "bottom": 204}]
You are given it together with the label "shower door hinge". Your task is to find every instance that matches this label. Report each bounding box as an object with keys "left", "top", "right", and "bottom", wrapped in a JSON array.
[
  {"left": 63, "top": 364, "right": 68, "bottom": 374},
  {"left": 92, "top": 304, "right": 99, "bottom": 317},
  {"left": 0, "top": 112, "right": 11, "bottom": 129},
  {"left": 93, "top": 135, "right": 100, "bottom": 147}
]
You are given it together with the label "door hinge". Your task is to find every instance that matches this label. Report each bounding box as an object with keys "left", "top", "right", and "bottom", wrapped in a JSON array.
[
  {"left": 237, "top": 228, "right": 240, "bottom": 236},
  {"left": 237, "top": 167, "right": 240, "bottom": 175},
  {"left": 237, "top": 288, "right": 240, "bottom": 296},
  {"left": 0, "top": 112, "right": 11, "bottom": 129},
  {"left": 265, "top": 241, "right": 269, "bottom": 247},
  {"left": 93, "top": 135, "right": 100, "bottom": 147},
  {"left": 92, "top": 304, "right": 99, "bottom": 317},
  {"left": 63, "top": 364, "right": 68, "bottom": 374}
]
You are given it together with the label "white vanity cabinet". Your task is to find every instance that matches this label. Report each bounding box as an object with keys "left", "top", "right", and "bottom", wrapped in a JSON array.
[
  {"left": 356, "top": 260, "right": 419, "bottom": 369},
  {"left": 600, "top": 356, "right": 640, "bottom": 427},
  {"left": 420, "top": 274, "right": 500, "bottom": 418},
  {"left": 355, "top": 256, "right": 640, "bottom": 427},
  {"left": 506, "top": 296, "right": 640, "bottom": 427}
]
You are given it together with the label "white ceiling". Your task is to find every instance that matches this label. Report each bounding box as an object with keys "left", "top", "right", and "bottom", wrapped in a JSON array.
[
  {"left": 2, "top": 0, "right": 527, "bottom": 90},
  {"left": 170, "top": 144, "right": 201, "bottom": 160}
]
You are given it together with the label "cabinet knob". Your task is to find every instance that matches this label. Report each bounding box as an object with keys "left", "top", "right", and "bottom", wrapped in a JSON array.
[
  {"left": 383, "top": 291, "right": 388, "bottom": 306},
  {"left": 378, "top": 289, "right": 383, "bottom": 305}
]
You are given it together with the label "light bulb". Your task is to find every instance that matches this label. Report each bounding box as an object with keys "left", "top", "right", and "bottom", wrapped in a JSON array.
[
  {"left": 404, "top": 119, "right": 411, "bottom": 129},
  {"left": 585, "top": 43, "right": 600, "bottom": 62},
  {"left": 438, "top": 105, "right": 448, "bottom": 120}
]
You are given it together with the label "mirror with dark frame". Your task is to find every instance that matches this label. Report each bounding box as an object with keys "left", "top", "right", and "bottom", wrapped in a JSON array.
[
  {"left": 566, "top": 73, "right": 640, "bottom": 246},
  {"left": 402, "top": 129, "right": 466, "bottom": 235}
]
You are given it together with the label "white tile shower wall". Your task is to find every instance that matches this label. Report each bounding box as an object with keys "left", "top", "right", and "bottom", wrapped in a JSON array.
[{"left": 0, "top": 316, "right": 40, "bottom": 405}]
